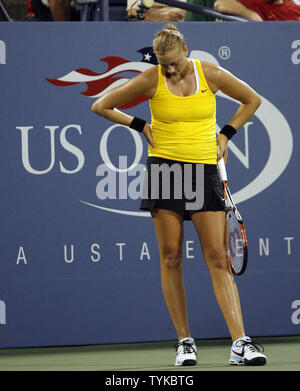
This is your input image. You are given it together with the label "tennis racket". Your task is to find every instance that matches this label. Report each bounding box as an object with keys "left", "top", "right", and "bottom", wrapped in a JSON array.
[{"left": 218, "top": 158, "right": 248, "bottom": 275}]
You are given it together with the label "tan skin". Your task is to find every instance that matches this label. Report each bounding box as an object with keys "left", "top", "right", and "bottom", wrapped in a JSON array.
[{"left": 92, "top": 44, "right": 261, "bottom": 342}]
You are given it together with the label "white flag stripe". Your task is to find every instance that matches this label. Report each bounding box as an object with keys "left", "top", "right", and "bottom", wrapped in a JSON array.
[{"left": 58, "top": 61, "right": 153, "bottom": 83}]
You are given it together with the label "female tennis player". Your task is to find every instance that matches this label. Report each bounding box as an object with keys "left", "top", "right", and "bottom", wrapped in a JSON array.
[{"left": 91, "top": 24, "right": 267, "bottom": 366}]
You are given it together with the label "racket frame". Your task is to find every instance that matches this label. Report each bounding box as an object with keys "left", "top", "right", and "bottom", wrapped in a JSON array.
[{"left": 218, "top": 158, "right": 248, "bottom": 275}]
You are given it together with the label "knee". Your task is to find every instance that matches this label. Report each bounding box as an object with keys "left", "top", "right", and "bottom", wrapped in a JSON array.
[
  {"left": 204, "top": 247, "right": 227, "bottom": 270},
  {"left": 160, "top": 247, "right": 183, "bottom": 269}
]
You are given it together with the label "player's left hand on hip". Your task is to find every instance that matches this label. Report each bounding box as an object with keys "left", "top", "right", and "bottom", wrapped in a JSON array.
[{"left": 217, "top": 134, "right": 229, "bottom": 163}]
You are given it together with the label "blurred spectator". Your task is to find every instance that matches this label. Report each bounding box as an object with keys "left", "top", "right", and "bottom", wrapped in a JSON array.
[
  {"left": 29, "top": 0, "right": 80, "bottom": 21},
  {"left": 185, "top": 0, "right": 216, "bottom": 21},
  {"left": 30, "top": 0, "right": 53, "bottom": 20},
  {"left": 214, "top": 0, "right": 300, "bottom": 21},
  {"left": 49, "top": 0, "right": 70, "bottom": 20},
  {"left": 127, "top": 0, "right": 187, "bottom": 21},
  {"left": 27, "top": 0, "right": 35, "bottom": 18}
]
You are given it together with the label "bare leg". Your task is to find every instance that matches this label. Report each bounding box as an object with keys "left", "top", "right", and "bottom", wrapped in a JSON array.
[
  {"left": 191, "top": 210, "right": 245, "bottom": 342},
  {"left": 151, "top": 209, "right": 191, "bottom": 341}
]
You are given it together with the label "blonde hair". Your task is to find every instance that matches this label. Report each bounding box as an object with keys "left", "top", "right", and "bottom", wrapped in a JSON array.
[{"left": 152, "top": 24, "right": 185, "bottom": 55}]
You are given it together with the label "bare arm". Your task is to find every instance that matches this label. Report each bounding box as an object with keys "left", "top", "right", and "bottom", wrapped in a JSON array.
[
  {"left": 49, "top": 0, "right": 71, "bottom": 20},
  {"left": 143, "top": 7, "right": 186, "bottom": 21},
  {"left": 127, "top": 0, "right": 187, "bottom": 21},
  {"left": 91, "top": 66, "right": 158, "bottom": 147},
  {"left": 214, "top": 0, "right": 263, "bottom": 21},
  {"left": 202, "top": 61, "right": 262, "bottom": 161}
]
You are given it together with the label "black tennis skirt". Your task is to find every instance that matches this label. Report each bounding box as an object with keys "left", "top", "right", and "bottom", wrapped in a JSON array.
[{"left": 140, "top": 156, "right": 225, "bottom": 220}]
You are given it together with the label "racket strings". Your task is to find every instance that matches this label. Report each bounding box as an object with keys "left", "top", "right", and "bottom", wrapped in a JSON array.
[
  {"left": 220, "top": 172, "right": 248, "bottom": 275},
  {"left": 226, "top": 210, "right": 245, "bottom": 274}
]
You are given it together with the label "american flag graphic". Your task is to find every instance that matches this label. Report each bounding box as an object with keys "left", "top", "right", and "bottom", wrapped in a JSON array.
[{"left": 46, "top": 47, "right": 158, "bottom": 109}]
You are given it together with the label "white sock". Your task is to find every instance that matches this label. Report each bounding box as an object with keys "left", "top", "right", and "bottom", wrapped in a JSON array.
[
  {"left": 233, "top": 336, "right": 251, "bottom": 345},
  {"left": 179, "top": 337, "right": 194, "bottom": 344}
]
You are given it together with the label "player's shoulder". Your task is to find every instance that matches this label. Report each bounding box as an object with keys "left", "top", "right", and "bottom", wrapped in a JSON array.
[
  {"left": 126, "top": 64, "right": 158, "bottom": 97},
  {"left": 136, "top": 64, "right": 159, "bottom": 91},
  {"left": 200, "top": 61, "right": 220, "bottom": 74},
  {"left": 200, "top": 61, "right": 223, "bottom": 84},
  {"left": 142, "top": 64, "right": 159, "bottom": 81},
  {"left": 132, "top": 64, "right": 157, "bottom": 82}
]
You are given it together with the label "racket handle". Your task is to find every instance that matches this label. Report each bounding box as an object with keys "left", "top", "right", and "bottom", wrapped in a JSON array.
[{"left": 218, "top": 157, "right": 228, "bottom": 182}]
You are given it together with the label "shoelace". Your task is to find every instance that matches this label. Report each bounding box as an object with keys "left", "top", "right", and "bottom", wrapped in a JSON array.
[
  {"left": 235, "top": 340, "right": 265, "bottom": 353},
  {"left": 174, "top": 341, "right": 197, "bottom": 355}
]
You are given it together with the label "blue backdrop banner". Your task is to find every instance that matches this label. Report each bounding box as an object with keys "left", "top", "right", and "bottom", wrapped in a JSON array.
[{"left": 0, "top": 21, "right": 299, "bottom": 348}]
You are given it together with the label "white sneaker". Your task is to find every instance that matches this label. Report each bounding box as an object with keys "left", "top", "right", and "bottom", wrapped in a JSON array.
[
  {"left": 174, "top": 337, "right": 197, "bottom": 366},
  {"left": 229, "top": 336, "right": 267, "bottom": 366}
]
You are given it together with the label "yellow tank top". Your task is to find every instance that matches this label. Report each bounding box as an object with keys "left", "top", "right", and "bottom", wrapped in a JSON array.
[{"left": 149, "top": 59, "right": 217, "bottom": 164}]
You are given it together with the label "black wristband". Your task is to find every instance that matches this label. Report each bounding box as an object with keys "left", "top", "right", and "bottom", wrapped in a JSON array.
[
  {"left": 129, "top": 117, "right": 146, "bottom": 133},
  {"left": 219, "top": 124, "right": 237, "bottom": 140}
]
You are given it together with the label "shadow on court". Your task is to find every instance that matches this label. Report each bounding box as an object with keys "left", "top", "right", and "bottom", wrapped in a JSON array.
[{"left": 0, "top": 336, "right": 299, "bottom": 371}]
